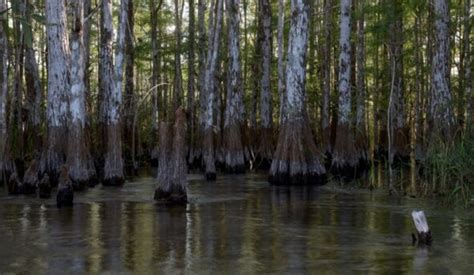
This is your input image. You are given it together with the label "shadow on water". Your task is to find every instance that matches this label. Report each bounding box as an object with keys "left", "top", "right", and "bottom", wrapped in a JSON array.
[{"left": 0, "top": 173, "right": 473, "bottom": 273}]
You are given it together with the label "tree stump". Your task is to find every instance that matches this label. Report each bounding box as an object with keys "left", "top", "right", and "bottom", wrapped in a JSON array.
[
  {"left": 56, "top": 166, "right": 74, "bottom": 208},
  {"left": 154, "top": 107, "right": 188, "bottom": 204},
  {"left": 411, "top": 210, "right": 432, "bottom": 246}
]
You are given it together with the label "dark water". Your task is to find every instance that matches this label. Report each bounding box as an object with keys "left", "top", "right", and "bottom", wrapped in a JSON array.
[{"left": 0, "top": 173, "right": 473, "bottom": 274}]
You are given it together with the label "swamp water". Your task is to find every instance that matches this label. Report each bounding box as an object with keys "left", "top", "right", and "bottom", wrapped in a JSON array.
[{"left": 0, "top": 173, "right": 473, "bottom": 274}]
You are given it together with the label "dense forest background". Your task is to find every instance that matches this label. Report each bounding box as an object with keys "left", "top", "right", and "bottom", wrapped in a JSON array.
[{"left": 0, "top": 0, "right": 472, "bottom": 202}]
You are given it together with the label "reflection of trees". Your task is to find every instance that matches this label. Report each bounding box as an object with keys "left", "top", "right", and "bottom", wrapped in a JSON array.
[{"left": 86, "top": 202, "right": 104, "bottom": 273}]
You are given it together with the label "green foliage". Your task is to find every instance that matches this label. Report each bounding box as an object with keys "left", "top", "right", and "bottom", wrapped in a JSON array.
[{"left": 423, "top": 137, "right": 474, "bottom": 207}]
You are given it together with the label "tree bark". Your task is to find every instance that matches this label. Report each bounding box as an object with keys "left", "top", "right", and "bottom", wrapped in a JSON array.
[
  {"left": 463, "top": 0, "right": 472, "bottom": 135},
  {"left": 277, "top": 0, "right": 286, "bottom": 124},
  {"left": 97, "top": 0, "right": 114, "bottom": 174},
  {"left": 150, "top": 0, "right": 161, "bottom": 166},
  {"left": 332, "top": 0, "right": 361, "bottom": 180},
  {"left": 173, "top": 0, "right": 184, "bottom": 109},
  {"left": 429, "top": 0, "right": 455, "bottom": 141},
  {"left": 388, "top": 0, "right": 409, "bottom": 162},
  {"left": 103, "top": 0, "right": 128, "bottom": 186},
  {"left": 269, "top": 0, "right": 326, "bottom": 185},
  {"left": 124, "top": 0, "right": 136, "bottom": 176},
  {"left": 201, "top": 0, "right": 223, "bottom": 180},
  {"left": 155, "top": 108, "right": 188, "bottom": 203},
  {"left": 257, "top": 0, "right": 273, "bottom": 169},
  {"left": 187, "top": 0, "right": 197, "bottom": 166},
  {"left": 223, "top": 0, "right": 245, "bottom": 173},
  {"left": 42, "top": 0, "right": 70, "bottom": 186},
  {"left": 321, "top": 0, "right": 332, "bottom": 157},
  {"left": 354, "top": 0, "right": 368, "bottom": 168},
  {"left": 190, "top": 0, "right": 206, "bottom": 167},
  {"left": 24, "top": 0, "right": 43, "bottom": 157},
  {"left": 67, "top": 0, "right": 93, "bottom": 190},
  {"left": 0, "top": 0, "right": 14, "bottom": 184}
]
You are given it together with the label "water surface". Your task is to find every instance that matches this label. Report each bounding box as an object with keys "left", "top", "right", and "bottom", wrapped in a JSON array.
[{"left": 0, "top": 173, "right": 473, "bottom": 273}]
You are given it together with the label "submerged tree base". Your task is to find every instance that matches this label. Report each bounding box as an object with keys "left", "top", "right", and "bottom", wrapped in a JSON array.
[
  {"left": 38, "top": 174, "right": 52, "bottom": 198},
  {"left": 154, "top": 186, "right": 187, "bottom": 204},
  {"left": 22, "top": 160, "right": 39, "bottom": 195},
  {"left": 56, "top": 166, "right": 74, "bottom": 208},
  {"left": 330, "top": 161, "right": 368, "bottom": 182},
  {"left": 269, "top": 118, "right": 326, "bottom": 185},
  {"left": 223, "top": 163, "right": 246, "bottom": 174},
  {"left": 102, "top": 176, "right": 125, "bottom": 186},
  {"left": 331, "top": 123, "right": 368, "bottom": 181},
  {"left": 155, "top": 108, "right": 188, "bottom": 204},
  {"left": 269, "top": 172, "right": 327, "bottom": 185}
]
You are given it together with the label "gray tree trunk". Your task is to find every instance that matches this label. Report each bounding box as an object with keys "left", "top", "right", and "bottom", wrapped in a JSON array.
[
  {"left": 0, "top": 0, "right": 14, "bottom": 183},
  {"left": 388, "top": 0, "right": 408, "bottom": 160},
  {"left": 173, "top": 0, "right": 184, "bottom": 109},
  {"left": 223, "top": 0, "right": 245, "bottom": 173},
  {"left": 42, "top": 0, "right": 71, "bottom": 185},
  {"left": 430, "top": 0, "right": 455, "bottom": 140},
  {"left": 277, "top": 0, "right": 286, "bottom": 124},
  {"left": 321, "top": 0, "right": 332, "bottom": 155},
  {"left": 257, "top": 0, "right": 273, "bottom": 167},
  {"left": 202, "top": 0, "right": 224, "bottom": 180},
  {"left": 332, "top": 0, "right": 359, "bottom": 176},
  {"left": 269, "top": 0, "right": 326, "bottom": 185},
  {"left": 24, "top": 0, "right": 43, "bottom": 156},
  {"left": 103, "top": 0, "right": 128, "bottom": 185},
  {"left": 187, "top": 0, "right": 196, "bottom": 164},
  {"left": 150, "top": 0, "right": 160, "bottom": 165},
  {"left": 67, "top": 0, "right": 92, "bottom": 190},
  {"left": 98, "top": 0, "right": 114, "bottom": 165},
  {"left": 355, "top": 0, "right": 367, "bottom": 164}
]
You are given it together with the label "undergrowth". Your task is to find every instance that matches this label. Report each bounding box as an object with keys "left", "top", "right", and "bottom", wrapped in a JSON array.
[{"left": 422, "top": 137, "right": 474, "bottom": 207}]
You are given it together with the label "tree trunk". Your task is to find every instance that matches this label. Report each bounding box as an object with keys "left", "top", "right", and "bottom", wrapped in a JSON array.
[
  {"left": 269, "top": 0, "right": 326, "bottom": 185},
  {"left": 430, "top": 0, "right": 455, "bottom": 141},
  {"left": 155, "top": 108, "right": 188, "bottom": 204},
  {"left": 463, "top": 0, "right": 472, "bottom": 135},
  {"left": 24, "top": 0, "right": 43, "bottom": 157},
  {"left": 124, "top": 0, "right": 135, "bottom": 176},
  {"left": 97, "top": 0, "right": 114, "bottom": 176},
  {"left": 67, "top": 0, "right": 93, "bottom": 190},
  {"left": 187, "top": 0, "right": 197, "bottom": 166},
  {"left": 11, "top": 1, "right": 25, "bottom": 171},
  {"left": 321, "top": 0, "right": 332, "bottom": 157},
  {"left": 257, "top": 0, "right": 273, "bottom": 169},
  {"left": 42, "top": 0, "right": 70, "bottom": 186},
  {"left": 277, "top": 0, "right": 286, "bottom": 124},
  {"left": 223, "top": 0, "right": 245, "bottom": 173},
  {"left": 190, "top": 0, "right": 206, "bottom": 167},
  {"left": 388, "top": 0, "right": 409, "bottom": 162},
  {"left": 354, "top": 0, "right": 368, "bottom": 169},
  {"left": 332, "top": 0, "right": 360, "bottom": 180},
  {"left": 201, "top": 0, "right": 223, "bottom": 180},
  {"left": 150, "top": 0, "right": 161, "bottom": 166},
  {"left": 0, "top": 0, "right": 14, "bottom": 184},
  {"left": 173, "top": 0, "right": 184, "bottom": 109},
  {"left": 103, "top": 0, "right": 127, "bottom": 186}
]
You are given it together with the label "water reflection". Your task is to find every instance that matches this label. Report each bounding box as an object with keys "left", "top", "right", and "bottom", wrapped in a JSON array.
[{"left": 0, "top": 174, "right": 473, "bottom": 273}]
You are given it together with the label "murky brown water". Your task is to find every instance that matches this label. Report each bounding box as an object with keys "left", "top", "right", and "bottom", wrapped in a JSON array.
[{"left": 0, "top": 173, "right": 473, "bottom": 273}]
